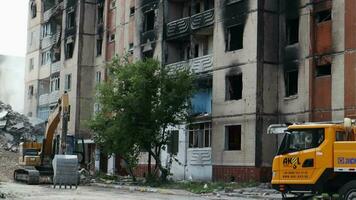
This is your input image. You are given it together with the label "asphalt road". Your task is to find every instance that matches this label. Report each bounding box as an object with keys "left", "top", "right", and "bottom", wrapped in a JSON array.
[{"left": 0, "top": 182, "right": 260, "bottom": 200}]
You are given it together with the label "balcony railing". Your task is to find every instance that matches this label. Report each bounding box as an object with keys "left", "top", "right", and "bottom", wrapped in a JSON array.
[
  {"left": 38, "top": 93, "right": 49, "bottom": 106},
  {"left": 166, "top": 9, "right": 215, "bottom": 38},
  {"left": 41, "top": 32, "right": 60, "bottom": 49},
  {"left": 166, "top": 17, "right": 190, "bottom": 38},
  {"left": 41, "top": 36, "right": 53, "bottom": 49},
  {"left": 51, "top": 61, "right": 61, "bottom": 74},
  {"left": 43, "top": 1, "right": 64, "bottom": 22},
  {"left": 191, "top": 9, "right": 214, "bottom": 30},
  {"left": 166, "top": 54, "right": 213, "bottom": 74},
  {"left": 187, "top": 147, "right": 212, "bottom": 166},
  {"left": 49, "top": 91, "right": 60, "bottom": 104}
]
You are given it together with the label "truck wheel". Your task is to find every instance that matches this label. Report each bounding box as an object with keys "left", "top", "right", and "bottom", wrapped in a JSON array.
[{"left": 339, "top": 180, "right": 356, "bottom": 200}]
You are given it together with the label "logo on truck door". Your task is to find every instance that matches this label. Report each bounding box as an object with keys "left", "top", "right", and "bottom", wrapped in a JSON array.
[{"left": 283, "top": 157, "right": 301, "bottom": 169}]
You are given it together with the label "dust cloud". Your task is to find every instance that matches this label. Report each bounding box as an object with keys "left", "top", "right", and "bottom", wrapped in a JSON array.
[{"left": 0, "top": 55, "right": 25, "bottom": 113}]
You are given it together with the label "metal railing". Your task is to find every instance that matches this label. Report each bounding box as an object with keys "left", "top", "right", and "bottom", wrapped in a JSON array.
[
  {"left": 49, "top": 91, "right": 60, "bottom": 104},
  {"left": 166, "top": 17, "right": 190, "bottom": 38},
  {"left": 166, "top": 54, "right": 213, "bottom": 74},
  {"left": 38, "top": 94, "right": 49, "bottom": 106},
  {"left": 191, "top": 9, "right": 215, "bottom": 30},
  {"left": 50, "top": 61, "right": 61, "bottom": 74},
  {"left": 166, "top": 9, "right": 215, "bottom": 38}
]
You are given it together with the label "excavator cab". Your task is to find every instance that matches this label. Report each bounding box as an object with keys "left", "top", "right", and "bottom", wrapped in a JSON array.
[{"left": 52, "top": 135, "right": 85, "bottom": 165}]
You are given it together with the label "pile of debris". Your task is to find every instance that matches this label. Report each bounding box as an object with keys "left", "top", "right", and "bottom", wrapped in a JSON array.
[{"left": 0, "top": 101, "right": 45, "bottom": 152}]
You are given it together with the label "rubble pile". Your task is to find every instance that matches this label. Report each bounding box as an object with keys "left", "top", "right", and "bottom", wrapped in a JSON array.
[
  {"left": 0, "top": 101, "right": 44, "bottom": 182},
  {"left": 0, "top": 101, "right": 44, "bottom": 149}
]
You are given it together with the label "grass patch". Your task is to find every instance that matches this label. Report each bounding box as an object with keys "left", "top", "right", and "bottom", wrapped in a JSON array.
[
  {"left": 95, "top": 172, "right": 118, "bottom": 181},
  {"left": 145, "top": 180, "right": 259, "bottom": 194}
]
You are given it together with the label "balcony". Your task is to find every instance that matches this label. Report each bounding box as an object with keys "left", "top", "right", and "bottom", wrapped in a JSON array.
[
  {"left": 41, "top": 36, "right": 53, "bottom": 49},
  {"left": 41, "top": 32, "right": 60, "bottom": 49},
  {"left": 38, "top": 94, "right": 49, "bottom": 106},
  {"left": 166, "top": 55, "right": 213, "bottom": 74},
  {"left": 166, "top": 17, "right": 190, "bottom": 38},
  {"left": 140, "top": 30, "right": 157, "bottom": 44},
  {"left": 43, "top": 1, "right": 64, "bottom": 22},
  {"left": 51, "top": 61, "right": 61, "bottom": 74},
  {"left": 49, "top": 91, "right": 60, "bottom": 104},
  {"left": 166, "top": 9, "right": 215, "bottom": 39},
  {"left": 191, "top": 9, "right": 214, "bottom": 30}
]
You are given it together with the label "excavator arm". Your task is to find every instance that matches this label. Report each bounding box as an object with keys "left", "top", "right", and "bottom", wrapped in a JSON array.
[{"left": 42, "top": 93, "right": 69, "bottom": 157}]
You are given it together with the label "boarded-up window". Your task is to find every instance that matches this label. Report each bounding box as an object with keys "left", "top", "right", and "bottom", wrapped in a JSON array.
[{"left": 225, "top": 125, "right": 241, "bottom": 150}]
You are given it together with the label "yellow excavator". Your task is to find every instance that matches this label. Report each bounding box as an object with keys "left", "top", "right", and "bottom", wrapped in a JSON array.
[{"left": 14, "top": 93, "right": 84, "bottom": 184}]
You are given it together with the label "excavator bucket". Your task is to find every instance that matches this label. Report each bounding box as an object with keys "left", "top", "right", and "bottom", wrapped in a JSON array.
[{"left": 52, "top": 155, "right": 79, "bottom": 189}]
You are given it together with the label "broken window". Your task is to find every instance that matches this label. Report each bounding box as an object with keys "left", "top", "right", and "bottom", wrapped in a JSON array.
[
  {"left": 30, "top": 1, "right": 37, "bottom": 18},
  {"left": 64, "top": 74, "right": 72, "bottom": 91},
  {"left": 108, "top": 33, "right": 115, "bottom": 42},
  {"left": 28, "top": 85, "right": 34, "bottom": 97},
  {"left": 29, "top": 58, "right": 34, "bottom": 71},
  {"left": 226, "top": 74, "right": 242, "bottom": 101},
  {"left": 50, "top": 76, "right": 60, "bottom": 92},
  {"left": 110, "top": 0, "right": 116, "bottom": 9},
  {"left": 226, "top": 24, "right": 244, "bottom": 51},
  {"left": 188, "top": 122, "right": 212, "bottom": 148},
  {"left": 225, "top": 125, "right": 241, "bottom": 151},
  {"left": 315, "top": 63, "right": 331, "bottom": 77},
  {"left": 167, "top": 130, "right": 179, "bottom": 155},
  {"left": 65, "top": 39, "right": 74, "bottom": 59},
  {"left": 143, "top": 10, "right": 155, "bottom": 32},
  {"left": 96, "top": 39, "right": 103, "bottom": 56},
  {"left": 67, "top": 11, "right": 76, "bottom": 29},
  {"left": 315, "top": 9, "right": 331, "bottom": 23},
  {"left": 42, "top": 23, "right": 52, "bottom": 38},
  {"left": 97, "top": 3, "right": 104, "bottom": 24},
  {"left": 194, "top": 2, "right": 201, "bottom": 14},
  {"left": 194, "top": 44, "right": 199, "bottom": 58},
  {"left": 286, "top": 18, "right": 299, "bottom": 45},
  {"left": 284, "top": 70, "right": 298, "bottom": 97},
  {"left": 130, "top": 7, "right": 135, "bottom": 16},
  {"left": 128, "top": 43, "right": 134, "bottom": 54},
  {"left": 143, "top": 50, "right": 154, "bottom": 59},
  {"left": 96, "top": 71, "right": 102, "bottom": 83},
  {"left": 41, "top": 50, "right": 51, "bottom": 65}
]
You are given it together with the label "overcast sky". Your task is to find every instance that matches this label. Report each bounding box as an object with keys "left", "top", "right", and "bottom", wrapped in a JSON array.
[{"left": 0, "top": 0, "right": 28, "bottom": 57}]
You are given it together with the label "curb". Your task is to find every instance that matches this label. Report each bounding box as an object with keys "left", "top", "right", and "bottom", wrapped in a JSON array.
[{"left": 90, "top": 183, "right": 177, "bottom": 195}]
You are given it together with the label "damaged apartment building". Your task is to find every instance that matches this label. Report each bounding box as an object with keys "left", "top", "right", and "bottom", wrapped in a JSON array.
[{"left": 25, "top": 0, "right": 356, "bottom": 182}]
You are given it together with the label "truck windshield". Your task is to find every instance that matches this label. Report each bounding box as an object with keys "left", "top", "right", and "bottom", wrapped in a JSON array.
[{"left": 277, "top": 128, "right": 324, "bottom": 155}]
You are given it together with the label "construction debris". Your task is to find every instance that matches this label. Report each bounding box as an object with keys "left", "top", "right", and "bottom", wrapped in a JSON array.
[
  {"left": 0, "top": 101, "right": 44, "bottom": 147},
  {"left": 0, "top": 101, "right": 45, "bottom": 182}
]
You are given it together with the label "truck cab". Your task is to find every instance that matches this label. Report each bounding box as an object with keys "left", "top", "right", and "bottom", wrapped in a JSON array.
[{"left": 271, "top": 121, "right": 356, "bottom": 199}]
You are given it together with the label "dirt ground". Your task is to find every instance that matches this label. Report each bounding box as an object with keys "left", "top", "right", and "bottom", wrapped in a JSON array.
[
  {"left": 0, "top": 182, "right": 260, "bottom": 200},
  {"left": 0, "top": 147, "right": 19, "bottom": 182}
]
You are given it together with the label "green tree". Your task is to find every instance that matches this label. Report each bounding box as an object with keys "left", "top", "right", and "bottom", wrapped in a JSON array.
[{"left": 89, "top": 57, "right": 194, "bottom": 181}]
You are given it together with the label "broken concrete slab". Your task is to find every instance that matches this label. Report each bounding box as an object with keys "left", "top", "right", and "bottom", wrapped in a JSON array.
[{"left": 0, "top": 111, "right": 8, "bottom": 120}]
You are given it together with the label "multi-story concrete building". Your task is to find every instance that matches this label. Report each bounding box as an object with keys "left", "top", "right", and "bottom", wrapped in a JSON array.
[
  {"left": 26, "top": 0, "right": 355, "bottom": 182},
  {"left": 25, "top": 0, "right": 100, "bottom": 166}
]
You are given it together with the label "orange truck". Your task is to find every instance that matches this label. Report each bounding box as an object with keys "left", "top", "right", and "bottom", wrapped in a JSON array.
[{"left": 269, "top": 119, "right": 356, "bottom": 199}]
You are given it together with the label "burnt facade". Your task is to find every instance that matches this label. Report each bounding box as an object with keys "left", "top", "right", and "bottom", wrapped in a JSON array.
[{"left": 25, "top": 0, "right": 354, "bottom": 182}]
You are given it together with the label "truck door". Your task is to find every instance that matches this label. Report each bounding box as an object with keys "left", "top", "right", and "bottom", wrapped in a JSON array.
[{"left": 278, "top": 128, "right": 324, "bottom": 183}]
